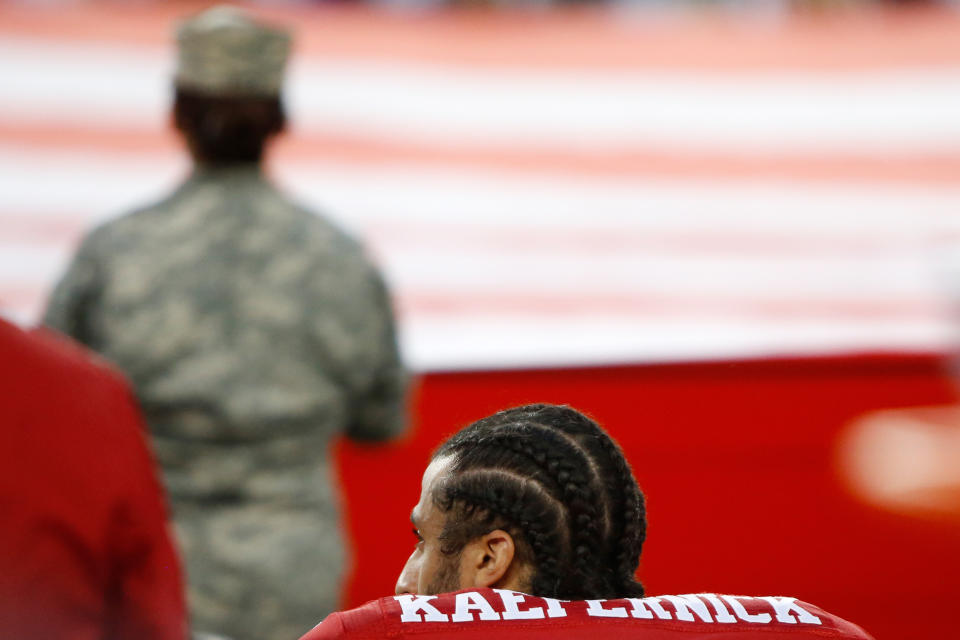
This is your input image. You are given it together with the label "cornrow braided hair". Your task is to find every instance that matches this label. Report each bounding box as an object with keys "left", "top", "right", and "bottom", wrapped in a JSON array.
[
  {"left": 432, "top": 404, "right": 646, "bottom": 600},
  {"left": 498, "top": 404, "right": 647, "bottom": 597}
]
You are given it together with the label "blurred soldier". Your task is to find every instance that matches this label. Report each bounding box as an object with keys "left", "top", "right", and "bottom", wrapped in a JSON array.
[
  {"left": 43, "top": 6, "right": 407, "bottom": 640},
  {"left": 0, "top": 318, "right": 186, "bottom": 640}
]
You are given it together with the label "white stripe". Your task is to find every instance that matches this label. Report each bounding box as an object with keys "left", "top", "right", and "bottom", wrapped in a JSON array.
[
  {"left": 382, "top": 251, "right": 937, "bottom": 299},
  {"left": 0, "top": 37, "right": 171, "bottom": 127},
  {"left": 3, "top": 36, "right": 960, "bottom": 153},
  {"left": 3, "top": 148, "right": 959, "bottom": 235},
  {"left": 0, "top": 146, "right": 186, "bottom": 217},
  {"left": 0, "top": 239, "right": 940, "bottom": 301},
  {"left": 0, "top": 247, "right": 72, "bottom": 282},
  {"left": 288, "top": 63, "right": 960, "bottom": 153},
  {"left": 405, "top": 318, "right": 953, "bottom": 371},
  {"left": 279, "top": 162, "right": 959, "bottom": 233}
]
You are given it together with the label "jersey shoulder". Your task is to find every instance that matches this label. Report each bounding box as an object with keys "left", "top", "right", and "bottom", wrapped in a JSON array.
[
  {"left": 299, "top": 599, "right": 387, "bottom": 640},
  {"left": 299, "top": 589, "right": 874, "bottom": 640}
]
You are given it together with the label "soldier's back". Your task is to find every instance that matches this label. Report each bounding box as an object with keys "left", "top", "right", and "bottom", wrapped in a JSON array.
[
  {"left": 85, "top": 167, "right": 385, "bottom": 483},
  {"left": 47, "top": 165, "right": 405, "bottom": 640}
]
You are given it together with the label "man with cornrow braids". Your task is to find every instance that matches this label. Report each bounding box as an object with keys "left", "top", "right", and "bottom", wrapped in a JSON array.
[{"left": 299, "top": 404, "right": 874, "bottom": 640}]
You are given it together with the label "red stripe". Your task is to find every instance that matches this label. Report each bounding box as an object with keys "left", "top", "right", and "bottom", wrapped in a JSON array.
[
  {"left": 0, "top": 216, "right": 88, "bottom": 245},
  {"left": 399, "top": 292, "right": 946, "bottom": 321},
  {"left": 0, "top": 212, "right": 934, "bottom": 258},
  {"left": 363, "top": 223, "right": 928, "bottom": 258},
  {"left": 1, "top": 284, "right": 942, "bottom": 323},
  {"left": 4, "top": 121, "right": 960, "bottom": 184},
  {"left": 2, "top": 4, "right": 960, "bottom": 71}
]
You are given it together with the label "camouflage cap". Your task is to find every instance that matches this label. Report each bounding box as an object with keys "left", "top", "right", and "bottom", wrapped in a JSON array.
[{"left": 175, "top": 5, "right": 291, "bottom": 97}]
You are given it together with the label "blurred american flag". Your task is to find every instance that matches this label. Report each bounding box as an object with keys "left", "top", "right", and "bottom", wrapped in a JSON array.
[{"left": 3, "top": 2, "right": 960, "bottom": 371}]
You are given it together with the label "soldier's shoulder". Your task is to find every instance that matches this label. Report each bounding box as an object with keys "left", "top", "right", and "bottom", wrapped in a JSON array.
[
  {"left": 287, "top": 200, "right": 362, "bottom": 245},
  {"left": 80, "top": 194, "right": 182, "bottom": 249},
  {"left": 113, "top": 190, "right": 188, "bottom": 226},
  {"left": 282, "top": 199, "right": 377, "bottom": 267}
]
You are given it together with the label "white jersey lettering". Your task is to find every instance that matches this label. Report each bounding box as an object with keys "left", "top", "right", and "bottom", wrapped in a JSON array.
[
  {"left": 721, "top": 595, "right": 773, "bottom": 623},
  {"left": 660, "top": 595, "right": 714, "bottom": 623},
  {"left": 541, "top": 597, "right": 568, "bottom": 618},
  {"left": 392, "top": 591, "right": 827, "bottom": 628},
  {"left": 495, "top": 589, "right": 546, "bottom": 620},
  {"left": 760, "top": 597, "right": 822, "bottom": 625},
  {"left": 452, "top": 591, "right": 501, "bottom": 622},
  {"left": 625, "top": 598, "right": 653, "bottom": 619},
  {"left": 395, "top": 595, "right": 450, "bottom": 623},
  {"left": 586, "top": 599, "right": 629, "bottom": 618},
  {"left": 634, "top": 597, "right": 673, "bottom": 620},
  {"left": 699, "top": 594, "right": 737, "bottom": 623}
]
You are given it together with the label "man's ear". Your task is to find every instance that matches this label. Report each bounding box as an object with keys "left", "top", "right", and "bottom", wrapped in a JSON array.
[{"left": 462, "top": 529, "right": 521, "bottom": 590}]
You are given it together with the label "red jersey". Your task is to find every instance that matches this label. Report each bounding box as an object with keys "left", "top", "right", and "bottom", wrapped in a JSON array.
[
  {"left": 301, "top": 588, "right": 873, "bottom": 640},
  {"left": 0, "top": 321, "right": 186, "bottom": 640}
]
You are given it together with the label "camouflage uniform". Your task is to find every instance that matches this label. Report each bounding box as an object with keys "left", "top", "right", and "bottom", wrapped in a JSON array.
[{"left": 44, "top": 164, "right": 407, "bottom": 640}]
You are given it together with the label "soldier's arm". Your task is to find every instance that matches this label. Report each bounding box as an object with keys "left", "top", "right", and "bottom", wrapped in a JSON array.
[
  {"left": 43, "top": 234, "right": 102, "bottom": 346},
  {"left": 346, "top": 268, "right": 408, "bottom": 443}
]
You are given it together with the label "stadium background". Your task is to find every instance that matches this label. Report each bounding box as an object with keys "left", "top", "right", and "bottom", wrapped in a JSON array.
[{"left": 2, "top": 1, "right": 959, "bottom": 638}]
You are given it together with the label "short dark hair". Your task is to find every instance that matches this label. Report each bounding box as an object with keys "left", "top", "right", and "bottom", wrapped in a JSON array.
[
  {"left": 173, "top": 86, "right": 285, "bottom": 164},
  {"left": 431, "top": 404, "right": 647, "bottom": 600}
]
